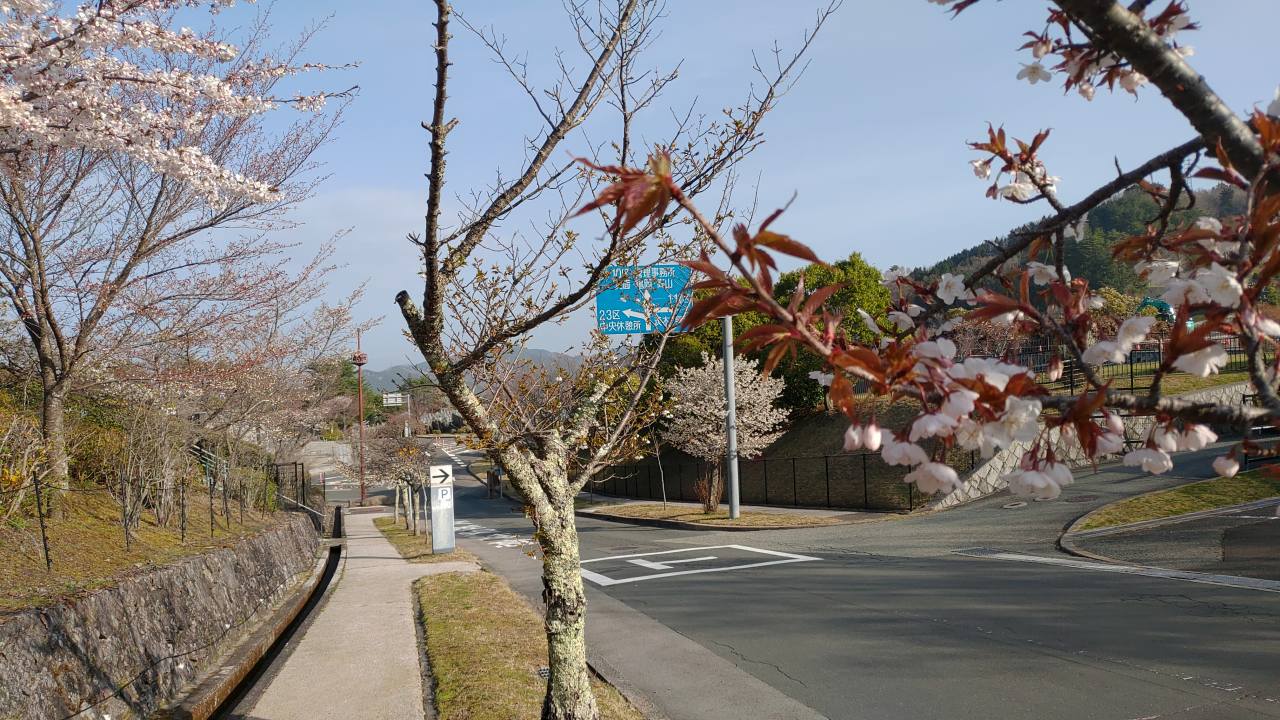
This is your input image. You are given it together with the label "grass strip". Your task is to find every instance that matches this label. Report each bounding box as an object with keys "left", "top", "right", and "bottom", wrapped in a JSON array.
[
  {"left": 372, "top": 516, "right": 479, "bottom": 564},
  {"left": 587, "top": 502, "right": 843, "bottom": 527},
  {"left": 1076, "top": 470, "right": 1280, "bottom": 531},
  {"left": 415, "top": 572, "right": 641, "bottom": 720}
]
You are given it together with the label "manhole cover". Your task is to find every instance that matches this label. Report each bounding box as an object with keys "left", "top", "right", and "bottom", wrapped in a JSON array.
[
  {"left": 1002, "top": 501, "right": 1028, "bottom": 509},
  {"left": 1063, "top": 494, "right": 1100, "bottom": 503}
]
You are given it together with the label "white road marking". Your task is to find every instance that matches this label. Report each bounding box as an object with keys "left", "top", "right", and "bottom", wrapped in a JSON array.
[
  {"left": 454, "top": 520, "right": 538, "bottom": 550},
  {"left": 580, "top": 545, "right": 819, "bottom": 586},
  {"left": 628, "top": 555, "right": 717, "bottom": 570},
  {"left": 952, "top": 548, "right": 1280, "bottom": 594}
]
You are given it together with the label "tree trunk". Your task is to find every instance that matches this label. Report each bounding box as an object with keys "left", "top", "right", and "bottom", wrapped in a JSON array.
[
  {"left": 539, "top": 500, "right": 599, "bottom": 720},
  {"left": 410, "top": 485, "right": 419, "bottom": 535},
  {"left": 394, "top": 484, "right": 401, "bottom": 523},
  {"left": 40, "top": 382, "right": 70, "bottom": 492},
  {"left": 402, "top": 486, "right": 411, "bottom": 530},
  {"left": 696, "top": 463, "right": 722, "bottom": 513}
]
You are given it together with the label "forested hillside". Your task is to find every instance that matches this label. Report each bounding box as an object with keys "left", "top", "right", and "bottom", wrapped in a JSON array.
[{"left": 922, "top": 183, "right": 1247, "bottom": 293}]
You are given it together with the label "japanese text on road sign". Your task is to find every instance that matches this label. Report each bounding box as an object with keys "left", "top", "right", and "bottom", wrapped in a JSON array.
[{"left": 596, "top": 264, "right": 692, "bottom": 335}]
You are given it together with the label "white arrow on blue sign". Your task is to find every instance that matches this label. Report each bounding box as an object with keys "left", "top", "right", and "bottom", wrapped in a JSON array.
[{"left": 596, "top": 264, "right": 693, "bottom": 335}]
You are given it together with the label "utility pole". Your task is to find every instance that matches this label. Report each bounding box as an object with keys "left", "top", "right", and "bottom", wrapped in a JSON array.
[
  {"left": 722, "top": 316, "right": 740, "bottom": 520},
  {"left": 353, "top": 329, "right": 368, "bottom": 506}
]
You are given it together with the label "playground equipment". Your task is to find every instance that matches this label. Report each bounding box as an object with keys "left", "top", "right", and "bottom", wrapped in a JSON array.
[{"left": 1136, "top": 296, "right": 1175, "bottom": 322}]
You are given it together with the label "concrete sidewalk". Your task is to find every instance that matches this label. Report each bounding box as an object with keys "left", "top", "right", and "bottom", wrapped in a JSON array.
[{"left": 244, "top": 510, "right": 476, "bottom": 720}]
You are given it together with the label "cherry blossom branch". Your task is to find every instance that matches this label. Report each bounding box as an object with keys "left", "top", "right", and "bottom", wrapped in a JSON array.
[
  {"left": 438, "top": 0, "right": 640, "bottom": 279},
  {"left": 921, "top": 135, "right": 1204, "bottom": 324},
  {"left": 569, "top": 327, "right": 675, "bottom": 491},
  {"left": 1053, "top": 0, "right": 1263, "bottom": 177}
]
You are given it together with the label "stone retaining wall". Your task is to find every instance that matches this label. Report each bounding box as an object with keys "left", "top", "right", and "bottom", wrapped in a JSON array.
[
  {"left": 0, "top": 513, "right": 318, "bottom": 720},
  {"left": 927, "top": 382, "right": 1250, "bottom": 511}
]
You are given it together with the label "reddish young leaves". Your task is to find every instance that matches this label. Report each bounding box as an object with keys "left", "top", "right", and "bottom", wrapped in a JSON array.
[{"left": 574, "top": 152, "right": 675, "bottom": 235}]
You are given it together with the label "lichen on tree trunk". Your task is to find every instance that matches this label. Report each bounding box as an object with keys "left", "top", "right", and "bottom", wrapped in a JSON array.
[{"left": 537, "top": 499, "right": 599, "bottom": 720}]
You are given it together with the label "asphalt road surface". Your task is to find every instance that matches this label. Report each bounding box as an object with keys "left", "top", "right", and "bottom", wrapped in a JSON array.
[
  {"left": 439, "top": 442, "right": 1280, "bottom": 720},
  {"left": 314, "top": 471, "right": 394, "bottom": 507},
  {"left": 1085, "top": 498, "right": 1280, "bottom": 581}
]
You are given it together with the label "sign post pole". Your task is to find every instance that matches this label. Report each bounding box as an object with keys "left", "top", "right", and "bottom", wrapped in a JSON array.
[
  {"left": 722, "top": 316, "right": 740, "bottom": 520},
  {"left": 428, "top": 464, "right": 455, "bottom": 553}
]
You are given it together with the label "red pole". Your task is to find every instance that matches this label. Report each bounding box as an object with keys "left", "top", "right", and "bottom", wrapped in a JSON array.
[{"left": 354, "top": 330, "right": 368, "bottom": 507}]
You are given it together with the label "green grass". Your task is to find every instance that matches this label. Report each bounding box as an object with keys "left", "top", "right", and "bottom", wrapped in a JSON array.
[
  {"left": 0, "top": 486, "right": 279, "bottom": 614},
  {"left": 587, "top": 502, "right": 843, "bottom": 527},
  {"left": 1076, "top": 470, "right": 1280, "bottom": 531},
  {"left": 1157, "top": 369, "right": 1249, "bottom": 396},
  {"left": 373, "top": 516, "right": 479, "bottom": 564},
  {"left": 414, "top": 567, "right": 642, "bottom": 720}
]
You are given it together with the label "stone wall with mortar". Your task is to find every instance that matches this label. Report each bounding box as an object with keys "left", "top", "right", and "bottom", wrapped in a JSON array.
[
  {"left": 0, "top": 512, "right": 317, "bottom": 720},
  {"left": 927, "top": 382, "right": 1251, "bottom": 511}
]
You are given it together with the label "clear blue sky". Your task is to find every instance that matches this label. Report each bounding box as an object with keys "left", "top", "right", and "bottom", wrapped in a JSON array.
[{"left": 261, "top": 1, "right": 1277, "bottom": 369}]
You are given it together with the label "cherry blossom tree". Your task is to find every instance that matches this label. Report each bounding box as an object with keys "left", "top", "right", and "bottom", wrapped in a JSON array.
[
  {"left": 579, "top": 1, "right": 1280, "bottom": 506},
  {"left": 395, "top": 1, "right": 836, "bottom": 715},
  {"left": 0, "top": 2, "right": 347, "bottom": 491},
  {"left": 663, "top": 352, "right": 787, "bottom": 511}
]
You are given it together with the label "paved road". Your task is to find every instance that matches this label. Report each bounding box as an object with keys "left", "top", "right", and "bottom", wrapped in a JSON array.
[
  {"left": 1083, "top": 498, "right": 1280, "bottom": 581},
  {"left": 440, "top": 442, "right": 1280, "bottom": 720}
]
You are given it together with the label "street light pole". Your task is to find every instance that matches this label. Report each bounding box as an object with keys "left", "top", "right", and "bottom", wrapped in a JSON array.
[
  {"left": 722, "top": 315, "right": 740, "bottom": 520},
  {"left": 353, "top": 329, "right": 368, "bottom": 507}
]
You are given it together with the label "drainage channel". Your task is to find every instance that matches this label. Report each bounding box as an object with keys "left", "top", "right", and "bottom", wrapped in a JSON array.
[{"left": 206, "top": 506, "right": 345, "bottom": 719}]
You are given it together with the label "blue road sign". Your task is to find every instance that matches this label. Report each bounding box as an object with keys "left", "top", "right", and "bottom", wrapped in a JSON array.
[{"left": 596, "top": 264, "right": 693, "bottom": 335}]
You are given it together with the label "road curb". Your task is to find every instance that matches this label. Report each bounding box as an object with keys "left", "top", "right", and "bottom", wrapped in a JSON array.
[
  {"left": 574, "top": 508, "right": 851, "bottom": 532},
  {"left": 1059, "top": 494, "right": 1280, "bottom": 566},
  {"left": 1065, "top": 494, "right": 1280, "bottom": 539}
]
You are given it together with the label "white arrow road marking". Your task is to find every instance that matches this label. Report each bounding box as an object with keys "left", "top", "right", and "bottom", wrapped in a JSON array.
[
  {"left": 581, "top": 545, "right": 818, "bottom": 586},
  {"left": 628, "top": 555, "right": 717, "bottom": 571}
]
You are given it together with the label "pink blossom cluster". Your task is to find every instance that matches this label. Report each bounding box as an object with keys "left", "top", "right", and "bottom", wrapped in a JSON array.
[{"left": 0, "top": 0, "right": 335, "bottom": 204}]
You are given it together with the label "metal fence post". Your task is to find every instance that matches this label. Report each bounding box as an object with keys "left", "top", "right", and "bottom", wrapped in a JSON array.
[
  {"left": 783, "top": 456, "right": 793, "bottom": 502},
  {"left": 824, "top": 456, "right": 831, "bottom": 508},
  {"left": 763, "top": 460, "right": 769, "bottom": 505},
  {"left": 862, "top": 453, "right": 869, "bottom": 509}
]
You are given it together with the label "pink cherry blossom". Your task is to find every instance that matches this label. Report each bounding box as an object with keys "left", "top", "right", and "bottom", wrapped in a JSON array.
[
  {"left": 862, "top": 422, "right": 883, "bottom": 452},
  {"left": 1213, "top": 455, "right": 1240, "bottom": 478},
  {"left": 1171, "top": 344, "right": 1229, "bottom": 377},
  {"left": 905, "top": 462, "right": 960, "bottom": 495},
  {"left": 1123, "top": 448, "right": 1173, "bottom": 474}
]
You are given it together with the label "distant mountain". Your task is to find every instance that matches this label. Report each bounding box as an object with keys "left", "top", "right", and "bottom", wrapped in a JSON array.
[
  {"left": 363, "top": 348, "right": 582, "bottom": 391},
  {"left": 363, "top": 363, "right": 428, "bottom": 392}
]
